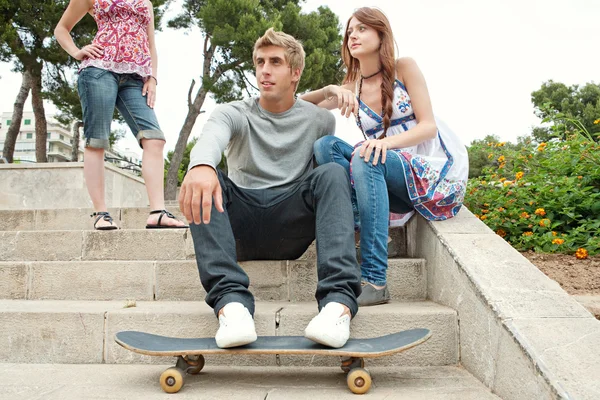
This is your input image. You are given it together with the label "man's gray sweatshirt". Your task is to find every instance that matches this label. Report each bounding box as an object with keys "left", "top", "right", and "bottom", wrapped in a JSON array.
[{"left": 189, "top": 97, "right": 336, "bottom": 190}]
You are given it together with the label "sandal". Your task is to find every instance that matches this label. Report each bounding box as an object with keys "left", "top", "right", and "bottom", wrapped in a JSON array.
[
  {"left": 91, "top": 211, "right": 118, "bottom": 231},
  {"left": 145, "top": 209, "right": 189, "bottom": 229}
]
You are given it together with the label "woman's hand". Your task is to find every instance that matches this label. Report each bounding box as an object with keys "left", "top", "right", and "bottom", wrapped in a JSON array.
[
  {"left": 324, "top": 85, "right": 358, "bottom": 117},
  {"left": 143, "top": 77, "right": 157, "bottom": 108},
  {"left": 73, "top": 44, "right": 104, "bottom": 61},
  {"left": 354, "top": 139, "right": 389, "bottom": 166}
]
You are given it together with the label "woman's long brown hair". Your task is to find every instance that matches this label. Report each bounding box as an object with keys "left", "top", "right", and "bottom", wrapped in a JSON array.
[{"left": 342, "top": 7, "right": 397, "bottom": 138}]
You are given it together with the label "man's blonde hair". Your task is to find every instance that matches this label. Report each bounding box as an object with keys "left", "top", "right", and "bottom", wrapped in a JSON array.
[{"left": 253, "top": 28, "right": 305, "bottom": 75}]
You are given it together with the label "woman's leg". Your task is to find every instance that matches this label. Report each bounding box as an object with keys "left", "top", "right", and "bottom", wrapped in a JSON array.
[
  {"left": 350, "top": 150, "right": 413, "bottom": 290},
  {"left": 314, "top": 136, "right": 360, "bottom": 231},
  {"left": 78, "top": 67, "right": 119, "bottom": 228},
  {"left": 116, "top": 74, "right": 185, "bottom": 227}
]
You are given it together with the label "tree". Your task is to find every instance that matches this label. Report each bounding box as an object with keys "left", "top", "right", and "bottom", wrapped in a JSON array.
[
  {"left": 0, "top": 0, "right": 96, "bottom": 162},
  {"left": 0, "top": 0, "right": 169, "bottom": 162},
  {"left": 2, "top": 70, "right": 31, "bottom": 163},
  {"left": 164, "top": 0, "right": 344, "bottom": 199},
  {"left": 531, "top": 80, "right": 600, "bottom": 141}
]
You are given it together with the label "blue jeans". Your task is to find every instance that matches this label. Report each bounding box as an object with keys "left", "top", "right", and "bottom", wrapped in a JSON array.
[
  {"left": 189, "top": 164, "right": 361, "bottom": 318},
  {"left": 77, "top": 66, "right": 164, "bottom": 149},
  {"left": 314, "top": 136, "right": 413, "bottom": 286}
]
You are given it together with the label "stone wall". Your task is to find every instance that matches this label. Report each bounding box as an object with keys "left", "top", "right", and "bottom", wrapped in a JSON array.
[
  {"left": 0, "top": 162, "right": 148, "bottom": 209},
  {"left": 409, "top": 208, "right": 600, "bottom": 400}
]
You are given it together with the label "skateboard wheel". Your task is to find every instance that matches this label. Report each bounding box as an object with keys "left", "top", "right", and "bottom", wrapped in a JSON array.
[
  {"left": 184, "top": 355, "right": 205, "bottom": 374},
  {"left": 347, "top": 368, "right": 372, "bottom": 394},
  {"left": 160, "top": 368, "right": 184, "bottom": 393}
]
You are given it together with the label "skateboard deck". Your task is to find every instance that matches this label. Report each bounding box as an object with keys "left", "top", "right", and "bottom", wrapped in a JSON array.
[{"left": 116, "top": 328, "right": 431, "bottom": 394}]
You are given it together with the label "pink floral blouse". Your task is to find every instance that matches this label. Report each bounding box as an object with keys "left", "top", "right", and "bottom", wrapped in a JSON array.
[{"left": 80, "top": 0, "right": 152, "bottom": 77}]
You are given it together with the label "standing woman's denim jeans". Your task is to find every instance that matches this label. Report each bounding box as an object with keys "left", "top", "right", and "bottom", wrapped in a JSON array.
[{"left": 314, "top": 135, "right": 413, "bottom": 286}]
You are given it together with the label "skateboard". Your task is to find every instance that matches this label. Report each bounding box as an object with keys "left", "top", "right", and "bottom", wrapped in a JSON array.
[{"left": 115, "top": 328, "right": 431, "bottom": 395}]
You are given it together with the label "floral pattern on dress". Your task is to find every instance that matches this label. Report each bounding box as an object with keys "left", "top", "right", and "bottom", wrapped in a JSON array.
[
  {"left": 353, "top": 79, "right": 468, "bottom": 222},
  {"left": 80, "top": 0, "right": 152, "bottom": 77}
]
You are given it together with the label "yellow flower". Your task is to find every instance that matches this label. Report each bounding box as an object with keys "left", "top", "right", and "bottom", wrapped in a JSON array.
[
  {"left": 496, "top": 229, "right": 507, "bottom": 237},
  {"left": 484, "top": 203, "right": 489, "bottom": 207},
  {"left": 534, "top": 208, "right": 546, "bottom": 216},
  {"left": 480, "top": 180, "right": 487, "bottom": 185},
  {"left": 520, "top": 212, "right": 530, "bottom": 219},
  {"left": 577, "top": 176, "right": 583, "bottom": 180},
  {"left": 523, "top": 231, "right": 533, "bottom": 236},
  {"left": 503, "top": 180, "right": 513, "bottom": 186},
  {"left": 498, "top": 207, "right": 505, "bottom": 212},
  {"left": 480, "top": 215, "right": 487, "bottom": 220},
  {"left": 552, "top": 231, "right": 557, "bottom": 236},
  {"left": 487, "top": 153, "right": 494, "bottom": 159},
  {"left": 575, "top": 248, "right": 588, "bottom": 260},
  {"left": 496, "top": 142, "right": 506, "bottom": 147},
  {"left": 594, "top": 119, "right": 600, "bottom": 125},
  {"left": 537, "top": 142, "right": 547, "bottom": 152},
  {"left": 481, "top": 209, "right": 489, "bottom": 214},
  {"left": 539, "top": 218, "right": 551, "bottom": 227},
  {"left": 499, "top": 162, "right": 506, "bottom": 169},
  {"left": 498, "top": 155, "right": 506, "bottom": 163},
  {"left": 552, "top": 238, "right": 565, "bottom": 245},
  {"left": 499, "top": 177, "right": 506, "bottom": 182},
  {"left": 515, "top": 171, "right": 524, "bottom": 180}
]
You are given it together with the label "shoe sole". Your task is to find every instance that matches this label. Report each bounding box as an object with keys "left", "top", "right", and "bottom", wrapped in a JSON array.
[
  {"left": 304, "top": 328, "right": 347, "bottom": 348},
  {"left": 216, "top": 333, "right": 257, "bottom": 349}
]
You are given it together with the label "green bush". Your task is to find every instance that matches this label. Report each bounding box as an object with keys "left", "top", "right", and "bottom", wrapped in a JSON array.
[{"left": 464, "top": 116, "right": 600, "bottom": 257}]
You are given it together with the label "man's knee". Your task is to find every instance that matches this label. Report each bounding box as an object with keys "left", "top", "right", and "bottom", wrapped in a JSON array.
[{"left": 312, "top": 163, "right": 351, "bottom": 198}]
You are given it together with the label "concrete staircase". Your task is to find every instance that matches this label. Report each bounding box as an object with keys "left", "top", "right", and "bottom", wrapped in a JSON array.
[{"left": 0, "top": 207, "right": 499, "bottom": 398}]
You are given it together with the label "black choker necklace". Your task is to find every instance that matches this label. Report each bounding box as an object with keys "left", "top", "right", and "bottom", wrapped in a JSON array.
[{"left": 360, "top": 69, "right": 382, "bottom": 80}]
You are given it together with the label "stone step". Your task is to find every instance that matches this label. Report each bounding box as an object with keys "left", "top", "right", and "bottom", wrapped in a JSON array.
[
  {"left": 0, "top": 258, "right": 426, "bottom": 302},
  {"left": 0, "top": 227, "right": 406, "bottom": 261},
  {"left": 0, "top": 364, "right": 500, "bottom": 399},
  {"left": 0, "top": 207, "right": 186, "bottom": 231},
  {"left": 0, "top": 300, "right": 457, "bottom": 367}
]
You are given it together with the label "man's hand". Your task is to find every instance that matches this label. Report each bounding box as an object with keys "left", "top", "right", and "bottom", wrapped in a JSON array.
[{"left": 179, "top": 166, "right": 224, "bottom": 225}]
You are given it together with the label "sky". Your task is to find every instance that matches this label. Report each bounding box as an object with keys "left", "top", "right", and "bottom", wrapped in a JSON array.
[{"left": 0, "top": 0, "right": 598, "bottom": 157}]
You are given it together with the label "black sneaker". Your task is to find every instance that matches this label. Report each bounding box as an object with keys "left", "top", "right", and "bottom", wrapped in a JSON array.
[{"left": 358, "top": 282, "right": 390, "bottom": 306}]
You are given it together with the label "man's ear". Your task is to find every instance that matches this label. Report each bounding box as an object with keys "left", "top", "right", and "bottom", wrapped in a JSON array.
[{"left": 291, "top": 67, "right": 301, "bottom": 84}]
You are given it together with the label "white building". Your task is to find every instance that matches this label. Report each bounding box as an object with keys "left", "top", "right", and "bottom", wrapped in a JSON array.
[
  {"left": 0, "top": 111, "right": 83, "bottom": 163},
  {"left": 0, "top": 112, "right": 141, "bottom": 175}
]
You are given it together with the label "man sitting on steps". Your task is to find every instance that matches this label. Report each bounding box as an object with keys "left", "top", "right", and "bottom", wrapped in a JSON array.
[{"left": 179, "top": 28, "right": 361, "bottom": 349}]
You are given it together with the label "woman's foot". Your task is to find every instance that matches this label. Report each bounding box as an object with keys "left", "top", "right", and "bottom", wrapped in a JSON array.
[
  {"left": 358, "top": 281, "right": 390, "bottom": 307},
  {"left": 145, "top": 209, "right": 188, "bottom": 229},
  {"left": 91, "top": 211, "right": 118, "bottom": 230}
]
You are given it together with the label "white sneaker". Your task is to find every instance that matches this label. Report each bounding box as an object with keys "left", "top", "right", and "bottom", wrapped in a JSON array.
[
  {"left": 215, "top": 302, "right": 257, "bottom": 348},
  {"left": 304, "top": 302, "right": 351, "bottom": 348}
]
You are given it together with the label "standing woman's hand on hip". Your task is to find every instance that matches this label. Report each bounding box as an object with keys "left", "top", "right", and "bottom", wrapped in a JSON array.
[{"left": 74, "top": 44, "right": 104, "bottom": 61}]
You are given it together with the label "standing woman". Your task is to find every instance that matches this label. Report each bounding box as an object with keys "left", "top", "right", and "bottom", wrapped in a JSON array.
[
  {"left": 301, "top": 7, "right": 468, "bottom": 306},
  {"left": 55, "top": 0, "right": 187, "bottom": 229}
]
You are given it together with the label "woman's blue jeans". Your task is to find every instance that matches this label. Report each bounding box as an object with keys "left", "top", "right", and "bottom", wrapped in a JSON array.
[{"left": 314, "top": 135, "right": 413, "bottom": 286}]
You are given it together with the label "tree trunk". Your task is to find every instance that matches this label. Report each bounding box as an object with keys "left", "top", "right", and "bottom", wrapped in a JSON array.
[
  {"left": 2, "top": 70, "right": 32, "bottom": 163},
  {"left": 30, "top": 66, "right": 48, "bottom": 163},
  {"left": 71, "top": 121, "right": 83, "bottom": 161},
  {"left": 164, "top": 83, "right": 209, "bottom": 200}
]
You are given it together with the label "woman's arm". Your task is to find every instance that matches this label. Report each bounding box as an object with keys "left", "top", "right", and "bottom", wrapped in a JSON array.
[
  {"left": 358, "top": 58, "right": 439, "bottom": 165},
  {"left": 381, "top": 57, "right": 438, "bottom": 149},
  {"left": 54, "top": 0, "right": 102, "bottom": 60},
  {"left": 300, "top": 83, "right": 358, "bottom": 117},
  {"left": 143, "top": 0, "right": 157, "bottom": 108}
]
